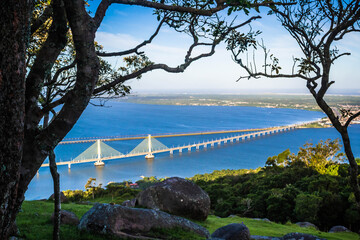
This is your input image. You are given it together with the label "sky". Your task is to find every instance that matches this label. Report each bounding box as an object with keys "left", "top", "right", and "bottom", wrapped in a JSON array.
[{"left": 88, "top": 2, "right": 360, "bottom": 94}]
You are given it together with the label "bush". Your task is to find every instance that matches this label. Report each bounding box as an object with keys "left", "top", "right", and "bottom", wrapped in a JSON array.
[
  {"left": 190, "top": 139, "right": 359, "bottom": 231},
  {"left": 294, "top": 193, "right": 322, "bottom": 224}
]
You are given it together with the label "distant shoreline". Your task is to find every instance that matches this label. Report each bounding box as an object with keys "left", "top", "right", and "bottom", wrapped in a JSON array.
[{"left": 119, "top": 93, "right": 360, "bottom": 112}]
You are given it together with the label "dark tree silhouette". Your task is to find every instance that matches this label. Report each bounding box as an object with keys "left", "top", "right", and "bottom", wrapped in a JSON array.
[{"left": 228, "top": 0, "right": 360, "bottom": 206}]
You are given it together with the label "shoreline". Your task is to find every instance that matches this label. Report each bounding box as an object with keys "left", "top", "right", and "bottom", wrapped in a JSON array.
[{"left": 118, "top": 93, "right": 360, "bottom": 113}]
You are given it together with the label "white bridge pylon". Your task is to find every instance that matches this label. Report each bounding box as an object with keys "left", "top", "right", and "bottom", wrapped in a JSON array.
[
  {"left": 130, "top": 134, "right": 169, "bottom": 160},
  {"left": 73, "top": 139, "right": 123, "bottom": 167}
]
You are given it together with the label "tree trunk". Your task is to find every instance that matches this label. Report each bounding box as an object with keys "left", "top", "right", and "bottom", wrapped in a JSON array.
[
  {"left": 316, "top": 98, "right": 360, "bottom": 207},
  {"left": 0, "top": 1, "right": 31, "bottom": 238},
  {"left": 340, "top": 129, "right": 360, "bottom": 207},
  {"left": 49, "top": 151, "right": 61, "bottom": 240}
]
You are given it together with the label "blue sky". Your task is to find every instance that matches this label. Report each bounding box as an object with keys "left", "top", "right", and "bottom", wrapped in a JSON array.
[{"left": 88, "top": 2, "right": 360, "bottom": 94}]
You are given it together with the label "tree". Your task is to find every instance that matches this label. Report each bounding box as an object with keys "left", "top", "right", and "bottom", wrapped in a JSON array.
[
  {"left": 228, "top": 0, "right": 360, "bottom": 206},
  {"left": 266, "top": 139, "right": 344, "bottom": 175},
  {"left": 0, "top": 0, "right": 290, "bottom": 238}
]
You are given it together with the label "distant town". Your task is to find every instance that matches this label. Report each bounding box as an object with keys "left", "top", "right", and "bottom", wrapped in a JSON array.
[{"left": 121, "top": 94, "right": 360, "bottom": 126}]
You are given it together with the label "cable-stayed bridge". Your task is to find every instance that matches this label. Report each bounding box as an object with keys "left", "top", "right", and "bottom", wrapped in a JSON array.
[{"left": 40, "top": 123, "right": 302, "bottom": 168}]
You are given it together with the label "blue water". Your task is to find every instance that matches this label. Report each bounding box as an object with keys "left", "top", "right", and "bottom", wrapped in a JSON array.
[{"left": 26, "top": 102, "right": 360, "bottom": 200}]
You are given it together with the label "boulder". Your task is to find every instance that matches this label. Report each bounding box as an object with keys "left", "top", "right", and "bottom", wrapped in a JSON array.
[
  {"left": 328, "top": 225, "right": 350, "bottom": 233},
  {"left": 295, "top": 222, "right": 318, "bottom": 229},
  {"left": 211, "top": 223, "right": 250, "bottom": 240},
  {"left": 78, "top": 203, "right": 210, "bottom": 239},
  {"left": 282, "top": 233, "right": 326, "bottom": 240},
  {"left": 51, "top": 210, "right": 80, "bottom": 225},
  {"left": 251, "top": 236, "right": 280, "bottom": 240},
  {"left": 121, "top": 198, "right": 136, "bottom": 208},
  {"left": 48, "top": 192, "right": 68, "bottom": 203},
  {"left": 251, "top": 235, "right": 281, "bottom": 240},
  {"left": 136, "top": 177, "right": 210, "bottom": 221},
  {"left": 253, "top": 218, "right": 271, "bottom": 222}
]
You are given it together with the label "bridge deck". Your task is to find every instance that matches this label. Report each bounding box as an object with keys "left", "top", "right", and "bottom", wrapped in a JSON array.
[
  {"left": 41, "top": 124, "right": 298, "bottom": 168},
  {"left": 59, "top": 127, "right": 280, "bottom": 144}
]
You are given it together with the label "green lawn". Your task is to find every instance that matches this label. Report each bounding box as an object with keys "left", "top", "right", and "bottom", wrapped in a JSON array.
[
  {"left": 199, "top": 216, "right": 359, "bottom": 240},
  {"left": 16, "top": 201, "right": 360, "bottom": 240}
]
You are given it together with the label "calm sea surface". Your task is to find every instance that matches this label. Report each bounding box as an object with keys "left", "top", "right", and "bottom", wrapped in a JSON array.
[{"left": 26, "top": 102, "right": 360, "bottom": 199}]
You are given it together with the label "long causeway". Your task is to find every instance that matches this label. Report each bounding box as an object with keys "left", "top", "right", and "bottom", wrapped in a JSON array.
[{"left": 41, "top": 124, "right": 301, "bottom": 168}]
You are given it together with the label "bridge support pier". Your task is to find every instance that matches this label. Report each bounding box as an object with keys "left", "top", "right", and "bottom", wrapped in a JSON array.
[
  {"left": 170, "top": 150, "right": 173, "bottom": 155},
  {"left": 145, "top": 153, "right": 154, "bottom": 160},
  {"left": 68, "top": 163, "right": 71, "bottom": 169},
  {"left": 196, "top": 145, "right": 199, "bottom": 150},
  {"left": 94, "top": 161, "right": 105, "bottom": 167},
  {"left": 188, "top": 147, "right": 191, "bottom": 152},
  {"left": 179, "top": 148, "right": 182, "bottom": 153}
]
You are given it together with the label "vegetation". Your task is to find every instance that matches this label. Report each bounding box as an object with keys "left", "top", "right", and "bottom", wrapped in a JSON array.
[
  {"left": 1, "top": 1, "right": 277, "bottom": 237},
  {"left": 229, "top": 0, "right": 360, "bottom": 206},
  {"left": 190, "top": 140, "right": 360, "bottom": 232},
  {"left": 3, "top": 0, "right": 360, "bottom": 238},
  {"left": 17, "top": 201, "right": 359, "bottom": 240},
  {"left": 14, "top": 139, "right": 360, "bottom": 239},
  {"left": 301, "top": 122, "right": 326, "bottom": 128},
  {"left": 63, "top": 181, "right": 140, "bottom": 204}
]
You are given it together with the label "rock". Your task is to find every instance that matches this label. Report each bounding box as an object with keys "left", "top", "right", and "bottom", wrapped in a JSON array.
[
  {"left": 77, "top": 201, "right": 94, "bottom": 205},
  {"left": 328, "top": 225, "right": 350, "bottom": 233},
  {"left": 51, "top": 210, "right": 80, "bottom": 225},
  {"left": 253, "top": 218, "right": 271, "bottom": 222},
  {"left": 251, "top": 236, "right": 281, "bottom": 240},
  {"left": 78, "top": 203, "right": 210, "bottom": 239},
  {"left": 282, "top": 233, "right": 326, "bottom": 240},
  {"left": 121, "top": 198, "right": 136, "bottom": 208},
  {"left": 136, "top": 177, "right": 210, "bottom": 221},
  {"left": 211, "top": 223, "right": 251, "bottom": 240},
  {"left": 295, "top": 222, "right": 318, "bottom": 229},
  {"left": 48, "top": 192, "right": 68, "bottom": 203}
]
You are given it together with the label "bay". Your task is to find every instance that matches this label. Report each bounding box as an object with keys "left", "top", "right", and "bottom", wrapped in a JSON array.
[{"left": 26, "top": 102, "right": 360, "bottom": 200}]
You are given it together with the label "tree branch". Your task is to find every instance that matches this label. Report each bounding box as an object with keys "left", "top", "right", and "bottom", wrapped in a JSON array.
[
  {"left": 97, "top": 17, "right": 167, "bottom": 57},
  {"left": 109, "top": 0, "right": 226, "bottom": 16},
  {"left": 46, "top": 60, "right": 76, "bottom": 86},
  {"left": 31, "top": 5, "right": 53, "bottom": 35},
  {"left": 345, "top": 110, "right": 360, "bottom": 128},
  {"left": 94, "top": 15, "right": 260, "bottom": 95},
  {"left": 25, "top": 0, "right": 68, "bottom": 131}
]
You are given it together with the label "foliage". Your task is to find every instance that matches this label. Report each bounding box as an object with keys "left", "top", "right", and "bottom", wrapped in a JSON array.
[
  {"left": 16, "top": 200, "right": 360, "bottom": 240},
  {"left": 265, "top": 139, "right": 344, "bottom": 175},
  {"left": 294, "top": 193, "right": 322, "bottom": 224},
  {"left": 227, "top": 0, "right": 360, "bottom": 206},
  {"left": 190, "top": 139, "right": 360, "bottom": 231},
  {"left": 30, "top": 1, "right": 131, "bottom": 105},
  {"left": 63, "top": 179, "right": 140, "bottom": 203},
  {"left": 136, "top": 176, "right": 166, "bottom": 189}
]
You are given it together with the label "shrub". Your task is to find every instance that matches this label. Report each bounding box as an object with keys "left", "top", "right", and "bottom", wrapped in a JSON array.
[{"left": 294, "top": 193, "right": 322, "bottom": 224}]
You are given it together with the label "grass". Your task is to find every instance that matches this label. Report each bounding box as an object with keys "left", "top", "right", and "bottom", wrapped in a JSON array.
[
  {"left": 198, "top": 216, "right": 360, "bottom": 240},
  {"left": 17, "top": 201, "right": 360, "bottom": 240}
]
